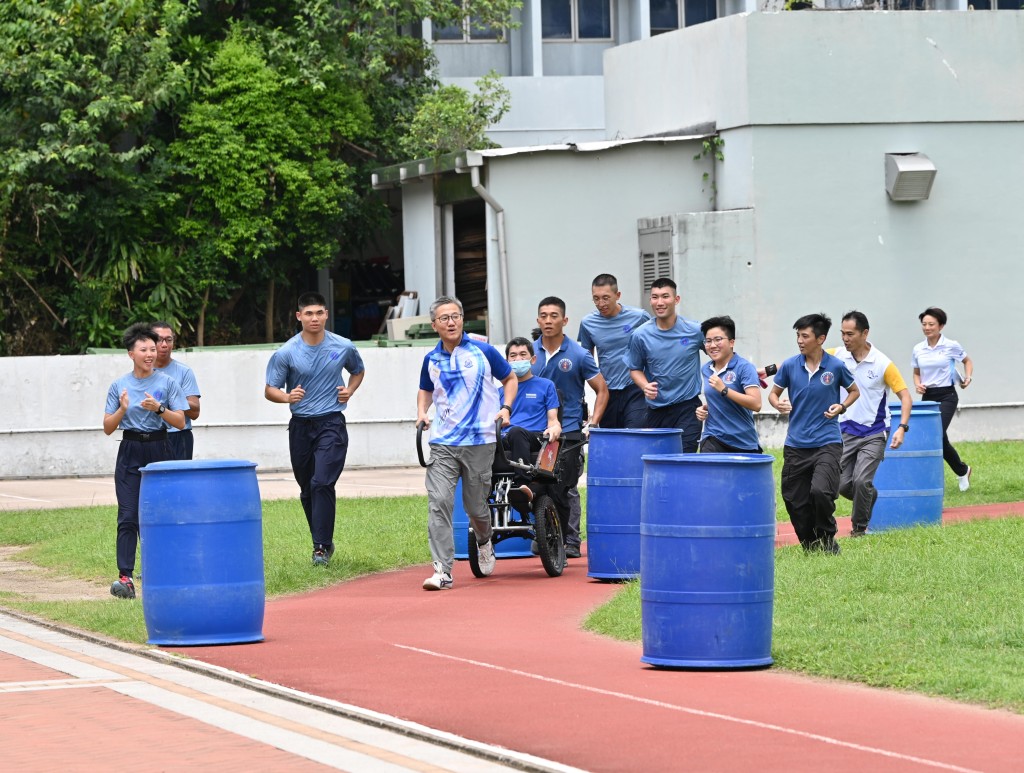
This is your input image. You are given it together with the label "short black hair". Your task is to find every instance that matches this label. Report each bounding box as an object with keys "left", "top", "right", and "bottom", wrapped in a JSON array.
[
  {"left": 842, "top": 310, "right": 869, "bottom": 332},
  {"left": 505, "top": 336, "right": 535, "bottom": 357},
  {"left": 297, "top": 292, "right": 327, "bottom": 310},
  {"left": 793, "top": 313, "right": 831, "bottom": 339},
  {"left": 919, "top": 306, "right": 947, "bottom": 326},
  {"left": 538, "top": 296, "right": 566, "bottom": 315},
  {"left": 591, "top": 273, "right": 618, "bottom": 290},
  {"left": 650, "top": 277, "right": 677, "bottom": 292},
  {"left": 123, "top": 322, "right": 158, "bottom": 351},
  {"left": 151, "top": 320, "right": 174, "bottom": 335},
  {"left": 701, "top": 315, "right": 736, "bottom": 339}
]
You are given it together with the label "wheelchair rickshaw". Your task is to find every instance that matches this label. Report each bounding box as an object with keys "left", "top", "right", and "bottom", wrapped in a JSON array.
[{"left": 416, "top": 419, "right": 587, "bottom": 578}]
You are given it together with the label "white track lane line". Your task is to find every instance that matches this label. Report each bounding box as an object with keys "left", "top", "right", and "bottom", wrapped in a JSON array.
[{"left": 394, "top": 644, "right": 982, "bottom": 773}]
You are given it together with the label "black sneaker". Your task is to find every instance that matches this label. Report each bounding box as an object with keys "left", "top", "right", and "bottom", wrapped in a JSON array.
[
  {"left": 564, "top": 544, "right": 582, "bottom": 559},
  {"left": 110, "top": 575, "right": 135, "bottom": 599},
  {"left": 850, "top": 527, "right": 867, "bottom": 538}
]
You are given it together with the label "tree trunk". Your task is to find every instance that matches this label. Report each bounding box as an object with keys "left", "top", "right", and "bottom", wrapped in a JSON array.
[
  {"left": 197, "top": 286, "right": 209, "bottom": 347},
  {"left": 265, "top": 279, "right": 275, "bottom": 343}
]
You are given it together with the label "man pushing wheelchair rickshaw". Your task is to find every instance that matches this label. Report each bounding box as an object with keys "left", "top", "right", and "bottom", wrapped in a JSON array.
[{"left": 416, "top": 296, "right": 604, "bottom": 590}]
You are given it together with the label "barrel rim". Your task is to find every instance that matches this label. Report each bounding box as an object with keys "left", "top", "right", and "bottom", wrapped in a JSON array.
[
  {"left": 640, "top": 452, "right": 774, "bottom": 465},
  {"left": 589, "top": 428, "right": 684, "bottom": 436},
  {"left": 142, "top": 459, "right": 258, "bottom": 473}
]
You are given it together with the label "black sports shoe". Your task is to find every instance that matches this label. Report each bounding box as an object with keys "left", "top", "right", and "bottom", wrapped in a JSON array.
[
  {"left": 110, "top": 575, "right": 135, "bottom": 599},
  {"left": 564, "top": 544, "right": 582, "bottom": 559}
]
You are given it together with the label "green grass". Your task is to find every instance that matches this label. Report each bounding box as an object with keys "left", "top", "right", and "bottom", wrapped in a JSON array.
[
  {"left": 583, "top": 517, "right": 1024, "bottom": 713},
  {"left": 0, "top": 496, "right": 431, "bottom": 643}
]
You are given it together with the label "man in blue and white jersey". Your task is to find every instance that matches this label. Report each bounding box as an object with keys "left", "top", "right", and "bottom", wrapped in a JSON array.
[
  {"left": 103, "top": 323, "right": 190, "bottom": 599},
  {"left": 152, "top": 321, "right": 201, "bottom": 460},
  {"left": 534, "top": 296, "right": 608, "bottom": 559},
  {"left": 831, "top": 311, "right": 912, "bottom": 536},
  {"left": 626, "top": 277, "right": 704, "bottom": 452},
  {"left": 501, "top": 337, "right": 561, "bottom": 493},
  {"left": 768, "top": 313, "right": 860, "bottom": 554},
  {"left": 694, "top": 316, "right": 762, "bottom": 453},
  {"left": 578, "top": 273, "right": 651, "bottom": 429},
  {"left": 417, "top": 296, "right": 518, "bottom": 591},
  {"left": 266, "top": 292, "right": 365, "bottom": 568}
]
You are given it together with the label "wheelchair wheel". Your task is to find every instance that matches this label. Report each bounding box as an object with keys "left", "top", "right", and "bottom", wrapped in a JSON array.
[
  {"left": 533, "top": 494, "right": 565, "bottom": 578},
  {"left": 467, "top": 529, "right": 486, "bottom": 578}
]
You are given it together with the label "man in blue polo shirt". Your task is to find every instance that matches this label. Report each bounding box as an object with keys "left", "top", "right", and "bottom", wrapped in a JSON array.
[
  {"left": 694, "top": 316, "right": 762, "bottom": 453},
  {"left": 265, "top": 292, "right": 366, "bottom": 568},
  {"left": 534, "top": 296, "right": 608, "bottom": 559},
  {"left": 768, "top": 313, "right": 860, "bottom": 554},
  {"left": 626, "top": 277, "right": 704, "bottom": 452},
  {"left": 502, "top": 337, "right": 561, "bottom": 494},
  {"left": 417, "top": 296, "right": 518, "bottom": 591},
  {"left": 579, "top": 273, "right": 651, "bottom": 429}
]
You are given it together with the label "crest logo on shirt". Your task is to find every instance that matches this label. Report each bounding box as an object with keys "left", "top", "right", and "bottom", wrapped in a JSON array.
[
  {"left": 680, "top": 338, "right": 690, "bottom": 346},
  {"left": 723, "top": 372, "right": 736, "bottom": 384},
  {"left": 463, "top": 358, "right": 475, "bottom": 369},
  {"left": 868, "top": 370, "right": 877, "bottom": 380},
  {"left": 558, "top": 358, "right": 573, "bottom": 372},
  {"left": 329, "top": 351, "right": 341, "bottom": 361},
  {"left": 622, "top": 324, "right": 633, "bottom": 333},
  {"left": 820, "top": 372, "right": 835, "bottom": 385}
]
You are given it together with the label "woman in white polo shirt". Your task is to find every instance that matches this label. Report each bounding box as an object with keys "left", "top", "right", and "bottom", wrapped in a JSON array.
[{"left": 912, "top": 307, "right": 974, "bottom": 492}]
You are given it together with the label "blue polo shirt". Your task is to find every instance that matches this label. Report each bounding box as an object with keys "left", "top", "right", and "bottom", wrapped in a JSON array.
[
  {"left": 105, "top": 372, "right": 189, "bottom": 432},
  {"left": 773, "top": 351, "right": 855, "bottom": 449},
  {"left": 578, "top": 305, "right": 652, "bottom": 390},
  {"left": 625, "top": 316, "right": 703, "bottom": 408},
  {"left": 266, "top": 331, "right": 365, "bottom": 418},
  {"left": 700, "top": 354, "right": 761, "bottom": 451},
  {"left": 154, "top": 358, "right": 200, "bottom": 432},
  {"left": 533, "top": 336, "right": 599, "bottom": 433},
  {"left": 500, "top": 375, "right": 559, "bottom": 434},
  {"left": 420, "top": 334, "right": 512, "bottom": 446}
]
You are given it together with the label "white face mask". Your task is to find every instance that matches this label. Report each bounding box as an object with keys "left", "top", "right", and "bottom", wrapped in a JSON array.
[{"left": 509, "top": 360, "right": 532, "bottom": 377}]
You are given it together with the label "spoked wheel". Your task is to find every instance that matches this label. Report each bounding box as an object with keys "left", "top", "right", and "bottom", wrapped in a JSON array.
[
  {"left": 533, "top": 494, "right": 565, "bottom": 577},
  {"left": 467, "top": 529, "right": 486, "bottom": 578}
]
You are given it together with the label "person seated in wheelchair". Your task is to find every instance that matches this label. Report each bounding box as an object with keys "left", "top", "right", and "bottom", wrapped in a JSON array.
[{"left": 499, "top": 337, "right": 562, "bottom": 506}]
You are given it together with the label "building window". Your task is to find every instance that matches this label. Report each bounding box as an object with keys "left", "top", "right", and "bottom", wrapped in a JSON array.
[
  {"left": 542, "top": 0, "right": 613, "bottom": 41},
  {"left": 649, "top": 0, "right": 716, "bottom": 34},
  {"left": 433, "top": 4, "right": 502, "bottom": 42},
  {"left": 650, "top": 0, "right": 680, "bottom": 35}
]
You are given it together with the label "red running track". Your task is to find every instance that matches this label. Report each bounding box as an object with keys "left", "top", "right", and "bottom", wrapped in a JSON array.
[{"left": 177, "top": 508, "right": 1024, "bottom": 773}]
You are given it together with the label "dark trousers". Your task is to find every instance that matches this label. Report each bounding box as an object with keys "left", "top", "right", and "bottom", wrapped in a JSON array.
[
  {"left": 602, "top": 384, "right": 647, "bottom": 429},
  {"left": 922, "top": 387, "right": 969, "bottom": 476},
  {"left": 114, "top": 436, "right": 172, "bottom": 576},
  {"left": 781, "top": 443, "right": 843, "bottom": 545},
  {"left": 502, "top": 426, "right": 544, "bottom": 487},
  {"left": 700, "top": 435, "right": 762, "bottom": 454},
  {"left": 288, "top": 413, "right": 349, "bottom": 548},
  {"left": 645, "top": 396, "right": 702, "bottom": 453},
  {"left": 167, "top": 429, "right": 194, "bottom": 460},
  {"left": 552, "top": 434, "right": 584, "bottom": 547}
]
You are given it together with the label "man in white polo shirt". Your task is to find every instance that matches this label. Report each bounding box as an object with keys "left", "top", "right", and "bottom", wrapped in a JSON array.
[{"left": 831, "top": 311, "right": 913, "bottom": 536}]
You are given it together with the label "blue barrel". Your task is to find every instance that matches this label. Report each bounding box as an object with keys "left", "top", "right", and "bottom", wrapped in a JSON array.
[
  {"left": 869, "top": 401, "right": 944, "bottom": 532},
  {"left": 139, "top": 459, "right": 265, "bottom": 646},
  {"left": 640, "top": 453, "right": 775, "bottom": 669},
  {"left": 586, "top": 429, "right": 684, "bottom": 579},
  {"left": 453, "top": 479, "right": 533, "bottom": 558}
]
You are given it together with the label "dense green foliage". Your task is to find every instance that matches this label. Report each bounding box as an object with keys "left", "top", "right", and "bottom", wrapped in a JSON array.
[{"left": 0, "top": 0, "right": 518, "bottom": 354}]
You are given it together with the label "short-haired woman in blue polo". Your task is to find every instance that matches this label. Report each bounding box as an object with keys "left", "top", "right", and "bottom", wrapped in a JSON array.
[{"left": 912, "top": 307, "right": 974, "bottom": 492}]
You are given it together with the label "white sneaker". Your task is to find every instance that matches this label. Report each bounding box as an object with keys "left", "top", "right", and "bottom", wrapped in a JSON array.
[
  {"left": 422, "top": 561, "right": 453, "bottom": 591},
  {"left": 958, "top": 466, "right": 972, "bottom": 492},
  {"left": 476, "top": 539, "right": 496, "bottom": 577}
]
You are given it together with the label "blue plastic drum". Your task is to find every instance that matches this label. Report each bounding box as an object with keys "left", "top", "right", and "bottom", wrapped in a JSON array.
[
  {"left": 139, "top": 459, "right": 265, "bottom": 646},
  {"left": 640, "top": 453, "right": 775, "bottom": 669},
  {"left": 869, "top": 401, "right": 944, "bottom": 532},
  {"left": 586, "top": 429, "right": 683, "bottom": 579}
]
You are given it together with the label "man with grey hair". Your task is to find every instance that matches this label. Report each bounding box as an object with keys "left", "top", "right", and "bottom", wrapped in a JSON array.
[{"left": 417, "top": 296, "right": 518, "bottom": 590}]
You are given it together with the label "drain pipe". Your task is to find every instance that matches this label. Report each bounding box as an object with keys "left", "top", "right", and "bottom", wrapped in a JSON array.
[{"left": 470, "top": 165, "right": 512, "bottom": 341}]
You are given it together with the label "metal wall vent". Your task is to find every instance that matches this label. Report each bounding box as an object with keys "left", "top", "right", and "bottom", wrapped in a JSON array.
[{"left": 885, "top": 153, "right": 937, "bottom": 201}]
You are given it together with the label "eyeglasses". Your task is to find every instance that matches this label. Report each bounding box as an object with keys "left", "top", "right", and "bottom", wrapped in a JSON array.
[
  {"left": 435, "top": 313, "right": 463, "bottom": 324},
  {"left": 157, "top": 337, "right": 174, "bottom": 344},
  {"left": 703, "top": 337, "right": 729, "bottom": 346}
]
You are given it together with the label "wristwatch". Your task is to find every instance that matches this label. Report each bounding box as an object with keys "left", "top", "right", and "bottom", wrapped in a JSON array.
[
  {"left": 500, "top": 404, "right": 512, "bottom": 413},
  {"left": 898, "top": 423, "right": 909, "bottom": 432},
  {"left": 157, "top": 404, "right": 166, "bottom": 415},
  {"left": 720, "top": 387, "right": 728, "bottom": 396}
]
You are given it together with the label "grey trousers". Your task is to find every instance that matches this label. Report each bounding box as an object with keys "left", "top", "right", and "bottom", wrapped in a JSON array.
[
  {"left": 839, "top": 432, "right": 886, "bottom": 532},
  {"left": 425, "top": 443, "right": 495, "bottom": 573}
]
